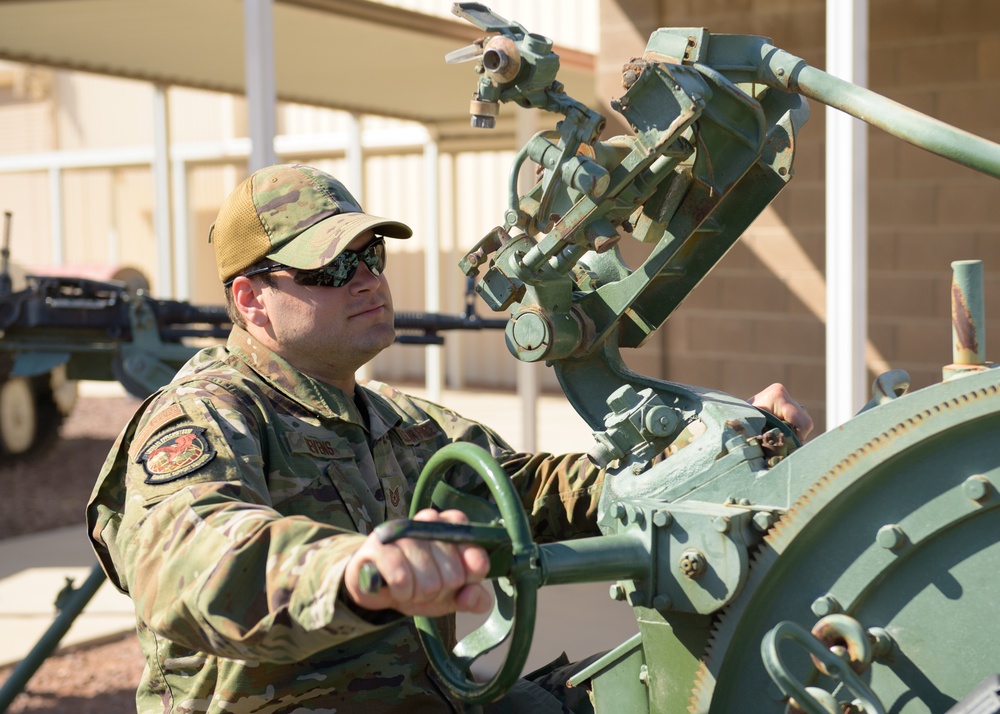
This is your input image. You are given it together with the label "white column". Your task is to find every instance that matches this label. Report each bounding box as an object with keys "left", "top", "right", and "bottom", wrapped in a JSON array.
[
  {"left": 516, "top": 109, "right": 540, "bottom": 452},
  {"left": 346, "top": 113, "right": 363, "bottom": 198},
  {"left": 825, "top": 0, "right": 869, "bottom": 430},
  {"left": 171, "top": 158, "right": 190, "bottom": 300},
  {"left": 349, "top": 114, "right": 372, "bottom": 383},
  {"left": 152, "top": 84, "right": 173, "bottom": 296},
  {"left": 244, "top": 0, "right": 278, "bottom": 171},
  {"left": 48, "top": 166, "right": 63, "bottom": 265},
  {"left": 424, "top": 132, "right": 443, "bottom": 402}
]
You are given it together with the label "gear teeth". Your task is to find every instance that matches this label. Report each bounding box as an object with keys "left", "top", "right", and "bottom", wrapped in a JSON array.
[
  {"left": 685, "top": 386, "right": 987, "bottom": 713},
  {"left": 687, "top": 508, "right": 789, "bottom": 713}
]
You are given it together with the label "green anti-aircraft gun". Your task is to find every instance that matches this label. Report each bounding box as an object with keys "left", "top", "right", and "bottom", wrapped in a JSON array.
[{"left": 362, "top": 4, "right": 1000, "bottom": 713}]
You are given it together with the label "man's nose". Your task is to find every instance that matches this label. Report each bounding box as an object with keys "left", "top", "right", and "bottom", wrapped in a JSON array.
[{"left": 350, "top": 260, "right": 381, "bottom": 290}]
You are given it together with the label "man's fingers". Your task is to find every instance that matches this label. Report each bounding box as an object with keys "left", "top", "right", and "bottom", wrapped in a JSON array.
[
  {"left": 346, "top": 508, "right": 493, "bottom": 615},
  {"left": 750, "top": 382, "right": 814, "bottom": 440}
]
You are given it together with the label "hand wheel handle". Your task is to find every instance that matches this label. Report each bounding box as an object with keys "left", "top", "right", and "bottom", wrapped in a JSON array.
[{"left": 411, "top": 442, "right": 540, "bottom": 704}]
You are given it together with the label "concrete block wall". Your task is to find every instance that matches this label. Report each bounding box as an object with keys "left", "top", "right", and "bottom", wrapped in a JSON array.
[{"left": 599, "top": 0, "right": 1000, "bottom": 434}]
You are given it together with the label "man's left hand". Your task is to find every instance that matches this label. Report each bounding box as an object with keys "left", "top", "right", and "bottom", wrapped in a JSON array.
[{"left": 750, "top": 383, "right": 813, "bottom": 440}]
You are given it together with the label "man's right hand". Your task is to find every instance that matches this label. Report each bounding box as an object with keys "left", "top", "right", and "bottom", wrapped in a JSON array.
[{"left": 343, "top": 508, "right": 493, "bottom": 617}]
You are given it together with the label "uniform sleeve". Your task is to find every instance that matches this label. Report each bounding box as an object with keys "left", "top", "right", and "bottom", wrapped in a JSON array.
[
  {"left": 503, "top": 451, "right": 605, "bottom": 542},
  {"left": 395, "top": 391, "right": 604, "bottom": 543},
  {"left": 93, "top": 382, "right": 397, "bottom": 664}
]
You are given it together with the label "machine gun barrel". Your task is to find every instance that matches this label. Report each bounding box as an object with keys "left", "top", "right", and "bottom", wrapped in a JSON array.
[{"left": 393, "top": 310, "right": 507, "bottom": 345}]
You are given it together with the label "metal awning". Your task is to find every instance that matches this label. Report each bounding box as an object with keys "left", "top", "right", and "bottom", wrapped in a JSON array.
[{"left": 0, "top": 0, "right": 595, "bottom": 135}]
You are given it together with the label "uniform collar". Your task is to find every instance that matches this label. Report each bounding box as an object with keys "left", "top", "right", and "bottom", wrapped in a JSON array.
[{"left": 226, "top": 326, "right": 400, "bottom": 435}]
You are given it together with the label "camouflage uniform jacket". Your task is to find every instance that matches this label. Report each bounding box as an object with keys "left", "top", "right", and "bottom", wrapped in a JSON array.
[{"left": 87, "top": 327, "right": 603, "bottom": 713}]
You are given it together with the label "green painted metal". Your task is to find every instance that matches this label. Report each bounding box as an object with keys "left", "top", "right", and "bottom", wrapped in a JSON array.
[
  {"left": 0, "top": 563, "right": 106, "bottom": 712},
  {"left": 428, "top": 5, "right": 1000, "bottom": 712},
  {"left": 409, "top": 442, "right": 538, "bottom": 705}
]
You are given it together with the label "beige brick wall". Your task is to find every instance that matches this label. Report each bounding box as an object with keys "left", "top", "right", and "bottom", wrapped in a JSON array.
[{"left": 600, "top": 0, "right": 1000, "bottom": 434}]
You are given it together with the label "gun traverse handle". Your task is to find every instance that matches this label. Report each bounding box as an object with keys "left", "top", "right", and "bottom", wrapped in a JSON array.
[{"left": 357, "top": 518, "right": 512, "bottom": 595}]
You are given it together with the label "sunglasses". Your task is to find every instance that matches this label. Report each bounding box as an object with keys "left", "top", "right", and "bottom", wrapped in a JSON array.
[{"left": 237, "top": 237, "right": 387, "bottom": 288}]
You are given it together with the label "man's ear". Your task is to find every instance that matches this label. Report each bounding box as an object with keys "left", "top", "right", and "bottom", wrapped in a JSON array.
[{"left": 231, "top": 276, "right": 269, "bottom": 327}]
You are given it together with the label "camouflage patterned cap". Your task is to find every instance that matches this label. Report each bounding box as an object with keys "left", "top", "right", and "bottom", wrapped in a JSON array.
[{"left": 210, "top": 163, "right": 412, "bottom": 283}]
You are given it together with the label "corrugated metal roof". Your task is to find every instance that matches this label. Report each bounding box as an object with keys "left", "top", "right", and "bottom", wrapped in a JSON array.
[{"left": 0, "top": 0, "right": 595, "bottom": 133}]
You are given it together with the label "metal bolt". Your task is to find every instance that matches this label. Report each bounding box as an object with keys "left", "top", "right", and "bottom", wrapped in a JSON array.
[
  {"left": 679, "top": 549, "right": 707, "bottom": 579},
  {"left": 607, "top": 385, "right": 640, "bottom": 413},
  {"left": 877, "top": 524, "right": 907, "bottom": 551},
  {"left": 963, "top": 475, "right": 990, "bottom": 502},
  {"left": 652, "top": 510, "right": 672, "bottom": 528},
  {"left": 752, "top": 511, "right": 775, "bottom": 532},
  {"left": 609, "top": 583, "right": 627, "bottom": 601},
  {"left": 868, "top": 627, "right": 894, "bottom": 658},
  {"left": 614, "top": 502, "right": 628, "bottom": 523},
  {"left": 713, "top": 516, "right": 730, "bottom": 533},
  {"left": 653, "top": 594, "right": 672, "bottom": 611},
  {"left": 811, "top": 594, "right": 842, "bottom": 618},
  {"left": 638, "top": 664, "right": 649, "bottom": 686},
  {"left": 632, "top": 508, "right": 646, "bottom": 528}
]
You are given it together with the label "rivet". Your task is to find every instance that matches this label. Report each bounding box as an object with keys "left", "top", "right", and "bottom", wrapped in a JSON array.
[
  {"left": 614, "top": 502, "right": 628, "bottom": 522},
  {"left": 876, "top": 524, "right": 906, "bottom": 551},
  {"left": 752, "top": 511, "right": 775, "bottom": 532},
  {"left": 963, "top": 475, "right": 990, "bottom": 502},
  {"left": 652, "top": 510, "right": 672, "bottom": 528},
  {"left": 868, "top": 627, "right": 894, "bottom": 658},
  {"left": 811, "top": 594, "right": 842, "bottom": 617}
]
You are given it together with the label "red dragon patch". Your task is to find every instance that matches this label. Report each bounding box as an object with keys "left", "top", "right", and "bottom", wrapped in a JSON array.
[{"left": 139, "top": 426, "right": 216, "bottom": 484}]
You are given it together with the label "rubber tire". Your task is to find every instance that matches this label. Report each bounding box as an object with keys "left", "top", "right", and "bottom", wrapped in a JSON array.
[{"left": 0, "top": 375, "right": 64, "bottom": 458}]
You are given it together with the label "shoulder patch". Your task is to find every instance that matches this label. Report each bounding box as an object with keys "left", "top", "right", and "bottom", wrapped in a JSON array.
[
  {"left": 139, "top": 426, "right": 216, "bottom": 484},
  {"left": 395, "top": 420, "right": 440, "bottom": 445},
  {"left": 129, "top": 403, "right": 185, "bottom": 461}
]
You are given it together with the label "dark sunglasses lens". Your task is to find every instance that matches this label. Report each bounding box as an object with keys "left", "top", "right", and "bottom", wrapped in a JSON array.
[
  {"left": 294, "top": 239, "right": 386, "bottom": 287},
  {"left": 363, "top": 240, "right": 386, "bottom": 277}
]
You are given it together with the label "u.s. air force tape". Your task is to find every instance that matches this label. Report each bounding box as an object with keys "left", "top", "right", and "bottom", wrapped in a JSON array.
[{"left": 139, "top": 426, "right": 216, "bottom": 484}]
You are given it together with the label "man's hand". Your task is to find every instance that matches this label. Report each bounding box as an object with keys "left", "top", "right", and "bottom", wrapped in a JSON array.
[
  {"left": 750, "top": 383, "right": 814, "bottom": 440},
  {"left": 344, "top": 508, "right": 493, "bottom": 617}
]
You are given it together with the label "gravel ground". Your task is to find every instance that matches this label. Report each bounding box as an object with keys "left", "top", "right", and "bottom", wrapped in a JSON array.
[{"left": 0, "top": 395, "right": 146, "bottom": 713}]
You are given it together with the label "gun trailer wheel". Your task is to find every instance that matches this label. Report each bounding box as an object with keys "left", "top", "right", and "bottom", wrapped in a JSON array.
[
  {"left": 0, "top": 377, "right": 38, "bottom": 455},
  {"left": 0, "top": 371, "right": 70, "bottom": 457}
]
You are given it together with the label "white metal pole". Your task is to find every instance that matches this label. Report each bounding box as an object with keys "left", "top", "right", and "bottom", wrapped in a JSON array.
[
  {"left": 171, "top": 158, "right": 190, "bottom": 300},
  {"left": 825, "top": 0, "right": 869, "bottom": 430},
  {"left": 347, "top": 113, "right": 372, "bottom": 384},
  {"left": 48, "top": 166, "right": 63, "bottom": 266},
  {"left": 424, "top": 133, "right": 443, "bottom": 402},
  {"left": 515, "top": 109, "right": 539, "bottom": 452},
  {"left": 152, "top": 84, "right": 173, "bottom": 296},
  {"left": 346, "top": 113, "right": 363, "bottom": 199},
  {"left": 244, "top": 0, "right": 278, "bottom": 171}
]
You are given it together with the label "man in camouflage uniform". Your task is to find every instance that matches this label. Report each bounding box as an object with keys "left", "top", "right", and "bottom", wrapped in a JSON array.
[{"left": 87, "top": 163, "right": 811, "bottom": 713}]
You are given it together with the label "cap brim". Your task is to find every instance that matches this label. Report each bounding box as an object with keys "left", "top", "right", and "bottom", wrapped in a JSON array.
[{"left": 267, "top": 212, "right": 411, "bottom": 270}]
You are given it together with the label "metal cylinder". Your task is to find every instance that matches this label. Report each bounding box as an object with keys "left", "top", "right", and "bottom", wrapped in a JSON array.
[{"left": 951, "top": 260, "right": 985, "bottom": 365}]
